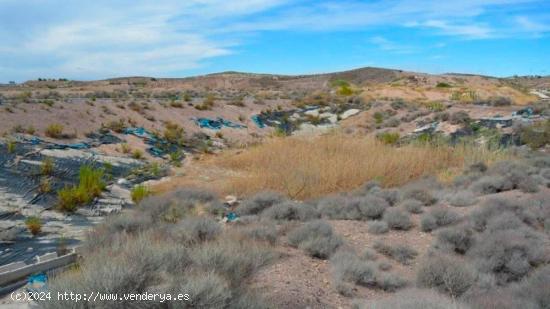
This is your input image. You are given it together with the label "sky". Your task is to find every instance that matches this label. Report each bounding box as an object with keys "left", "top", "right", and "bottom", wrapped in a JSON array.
[{"left": 0, "top": 0, "right": 549, "bottom": 82}]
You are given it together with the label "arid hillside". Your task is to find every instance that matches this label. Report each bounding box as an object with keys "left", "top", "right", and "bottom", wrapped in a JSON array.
[
  {"left": 0, "top": 67, "right": 545, "bottom": 143},
  {"left": 0, "top": 67, "right": 549, "bottom": 309}
]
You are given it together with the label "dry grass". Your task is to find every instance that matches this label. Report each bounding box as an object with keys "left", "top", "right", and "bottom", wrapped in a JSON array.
[{"left": 206, "top": 134, "right": 509, "bottom": 199}]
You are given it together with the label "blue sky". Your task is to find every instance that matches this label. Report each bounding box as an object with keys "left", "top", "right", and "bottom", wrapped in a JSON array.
[{"left": 0, "top": 0, "right": 549, "bottom": 82}]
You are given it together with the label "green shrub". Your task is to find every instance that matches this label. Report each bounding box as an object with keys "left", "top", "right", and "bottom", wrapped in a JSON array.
[
  {"left": 169, "top": 151, "right": 183, "bottom": 166},
  {"left": 45, "top": 123, "right": 64, "bottom": 138},
  {"left": 195, "top": 94, "right": 216, "bottom": 110},
  {"left": 132, "top": 149, "right": 143, "bottom": 159},
  {"left": 373, "top": 112, "right": 385, "bottom": 124},
  {"left": 427, "top": 101, "right": 445, "bottom": 111},
  {"left": 57, "top": 166, "right": 105, "bottom": 212},
  {"left": 436, "top": 82, "right": 452, "bottom": 88},
  {"left": 57, "top": 186, "right": 80, "bottom": 212},
  {"left": 164, "top": 122, "right": 185, "bottom": 145},
  {"left": 41, "top": 157, "right": 54, "bottom": 175},
  {"left": 104, "top": 119, "right": 126, "bottom": 133},
  {"left": 377, "top": 132, "right": 400, "bottom": 145},
  {"left": 25, "top": 216, "right": 42, "bottom": 236},
  {"left": 39, "top": 178, "right": 51, "bottom": 193},
  {"left": 169, "top": 101, "right": 184, "bottom": 108},
  {"left": 520, "top": 120, "right": 550, "bottom": 149},
  {"left": 338, "top": 85, "right": 354, "bottom": 96},
  {"left": 131, "top": 184, "right": 151, "bottom": 204},
  {"left": 120, "top": 143, "right": 131, "bottom": 154},
  {"left": 6, "top": 140, "right": 16, "bottom": 153}
]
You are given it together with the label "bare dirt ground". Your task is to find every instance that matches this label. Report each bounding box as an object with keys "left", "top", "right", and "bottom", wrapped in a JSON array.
[{"left": 251, "top": 187, "right": 550, "bottom": 309}]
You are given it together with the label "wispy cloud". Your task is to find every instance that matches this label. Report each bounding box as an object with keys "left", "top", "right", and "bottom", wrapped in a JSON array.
[
  {"left": 0, "top": 0, "right": 288, "bottom": 80},
  {"left": 370, "top": 36, "right": 418, "bottom": 54},
  {"left": 515, "top": 16, "right": 550, "bottom": 35},
  {"left": 409, "top": 20, "right": 494, "bottom": 39}
]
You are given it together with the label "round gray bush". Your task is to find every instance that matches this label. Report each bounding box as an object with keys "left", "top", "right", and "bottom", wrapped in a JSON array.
[
  {"left": 447, "top": 190, "right": 477, "bottom": 207},
  {"left": 417, "top": 254, "right": 477, "bottom": 297},
  {"left": 368, "top": 221, "right": 389, "bottom": 234},
  {"left": 403, "top": 188, "right": 437, "bottom": 206},
  {"left": 383, "top": 208, "right": 413, "bottom": 230},
  {"left": 236, "top": 191, "right": 285, "bottom": 215},
  {"left": 358, "top": 195, "right": 389, "bottom": 219},
  {"left": 355, "top": 288, "right": 470, "bottom": 309},
  {"left": 401, "top": 199, "right": 423, "bottom": 214},
  {"left": 436, "top": 225, "right": 474, "bottom": 254},
  {"left": 288, "top": 220, "right": 343, "bottom": 259},
  {"left": 261, "top": 201, "right": 320, "bottom": 221}
]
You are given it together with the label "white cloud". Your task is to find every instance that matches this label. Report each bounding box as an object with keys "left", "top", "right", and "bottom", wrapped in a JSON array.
[
  {"left": 515, "top": 16, "right": 550, "bottom": 34},
  {"left": 0, "top": 0, "right": 547, "bottom": 81},
  {"left": 0, "top": 0, "right": 286, "bottom": 80},
  {"left": 369, "top": 36, "right": 418, "bottom": 54},
  {"left": 420, "top": 20, "right": 494, "bottom": 39}
]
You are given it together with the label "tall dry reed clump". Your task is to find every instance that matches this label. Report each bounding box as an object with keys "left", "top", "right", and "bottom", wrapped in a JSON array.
[{"left": 213, "top": 134, "right": 509, "bottom": 199}]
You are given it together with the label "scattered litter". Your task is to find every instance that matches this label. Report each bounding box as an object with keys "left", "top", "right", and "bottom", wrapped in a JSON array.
[
  {"left": 413, "top": 122, "right": 439, "bottom": 134},
  {"left": 294, "top": 123, "right": 337, "bottom": 136},
  {"left": 117, "top": 178, "right": 129, "bottom": 185},
  {"left": 147, "top": 147, "right": 165, "bottom": 157},
  {"left": 478, "top": 116, "right": 514, "bottom": 128},
  {"left": 530, "top": 90, "right": 549, "bottom": 99},
  {"left": 340, "top": 109, "right": 361, "bottom": 119},
  {"left": 193, "top": 117, "right": 246, "bottom": 130},
  {"left": 17, "top": 132, "right": 121, "bottom": 150},
  {"left": 251, "top": 115, "right": 266, "bottom": 128},
  {"left": 513, "top": 107, "right": 534, "bottom": 118},
  {"left": 304, "top": 109, "right": 320, "bottom": 117},
  {"left": 226, "top": 212, "right": 239, "bottom": 222},
  {"left": 26, "top": 273, "right": 47, "bottom": 293},
  {"left": 85, "top": 132, "right": 122, "bottom": 145},
  {"left": 320, "top": 113, "right": 338, "bottom": 124},
  {"left": 123, "top": 127, "right": 157, "bottom": 142},
  {"left": 225, "top": 195, "right": 238, "bottom": 207}
]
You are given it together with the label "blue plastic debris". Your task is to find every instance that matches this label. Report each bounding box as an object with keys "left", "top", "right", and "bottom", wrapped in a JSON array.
[
  {"left": 513, "top": 107, "right": 534, "bottom": 118},
  {"left": 28, "top": 136, "right": 42, "bottom": 145},
  {"left": 226, "top": 212, "right": 239, "bottom": 222},
  {"left": 147, "top": 147, "right": 165, "bottom": 157},
  {"left": 67, "top": 143, "right": 90, "bottom": 150},
  {"left": 193, "top": 118, "right": 246, "bottom": 130},
  {"left": 123, "top": 127, "right": 157, "bottom": 141},
  {"left": 27, "top": 273, "right": 47, "bottom": 292},
  {"left": 219, "top": 118, "right": 246, "bottom": 129},
  {"left": 251, "top": 115, "right": 265, "bottom": 128},
  {"left": 195, "top": 118, "right": 222, "bottom": 130},
  {"left": 46, "top": 142, "right": 91, "bottom": 150}
]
